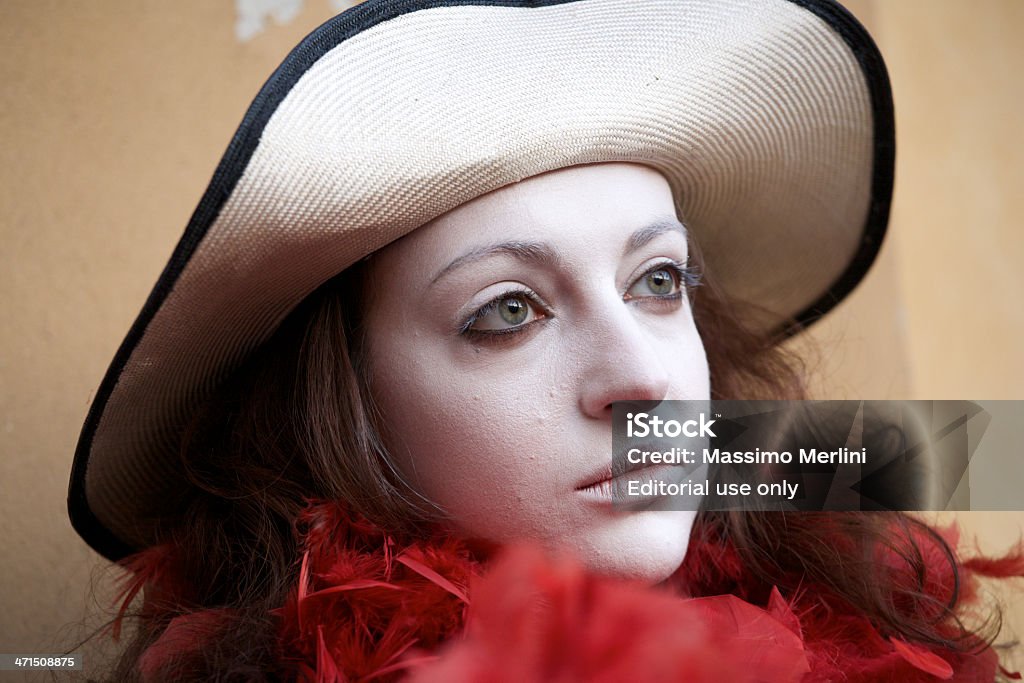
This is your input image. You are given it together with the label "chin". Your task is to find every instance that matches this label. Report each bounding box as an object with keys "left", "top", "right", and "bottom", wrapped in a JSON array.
[{"left": 557, "top": 509, "right": 698, "bottom": 585}]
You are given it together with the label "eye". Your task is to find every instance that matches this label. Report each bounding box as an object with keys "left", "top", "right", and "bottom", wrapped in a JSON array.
[
  {"left": 637, "top": 268, "right": 677, "bottom": 296},
  {"left": 491, "top": 295, "right": 530, "bottom": 327},
  {"left": 625, "top": 261, "right": 699, "bottom": 301},
  {"left": 460, "top": 289, "right": 548, "bottom": 337}
]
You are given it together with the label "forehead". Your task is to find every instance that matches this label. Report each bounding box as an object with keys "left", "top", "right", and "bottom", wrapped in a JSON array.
[{"left": 374, "top": 162, "right": 681, "bottom": 267}]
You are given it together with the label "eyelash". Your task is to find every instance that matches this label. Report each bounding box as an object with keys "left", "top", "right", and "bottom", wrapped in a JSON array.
[
  {"left": 633, "top": 260, "right": 703, "bottom": 302},
  {"left": 458, "top": 260, "right": 702, "bottom": 343},
  {"left": 457, "top": 286, "right": 547, "bottom": 340}
]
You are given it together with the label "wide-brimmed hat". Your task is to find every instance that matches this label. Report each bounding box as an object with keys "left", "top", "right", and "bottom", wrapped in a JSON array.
[{"left": 69, "top": 0, "right": 893, "bottom": 561}]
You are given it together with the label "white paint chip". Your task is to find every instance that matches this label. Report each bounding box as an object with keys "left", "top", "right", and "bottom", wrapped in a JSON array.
[
  {"left": 235, "top": 0, "right": 307, "bottom": 42},
  {"left": 235, "top": 0, "right": 360, "bottom": 42}
]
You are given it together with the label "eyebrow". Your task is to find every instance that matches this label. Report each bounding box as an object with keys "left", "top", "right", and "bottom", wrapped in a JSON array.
[
  {"left": 430, "top": 241, "right": 562, "bottom": 285},
  {"left": 624, "top": 217, "right": 688, "bottom": 254},
  {"left": 429, "top": 216, "right": 688, "bottom": 285}
]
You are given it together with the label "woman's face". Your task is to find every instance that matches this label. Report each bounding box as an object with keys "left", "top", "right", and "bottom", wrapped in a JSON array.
[{"left": 362, "top": 162, "right": 710, "bottom": 583}]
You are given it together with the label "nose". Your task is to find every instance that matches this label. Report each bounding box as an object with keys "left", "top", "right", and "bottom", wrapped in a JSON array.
[{"left": 577, "top": 307, "right": 672, "bottom": 420}]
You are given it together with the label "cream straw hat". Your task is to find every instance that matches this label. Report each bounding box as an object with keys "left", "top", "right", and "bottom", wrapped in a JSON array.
[{"left": 69, "top": 0, "right": 893, "bottom": 561}]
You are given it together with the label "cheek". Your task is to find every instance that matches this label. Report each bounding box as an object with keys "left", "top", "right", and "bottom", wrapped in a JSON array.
[{"left": 367, "top": 343, "right": 567, "bottom": 529}]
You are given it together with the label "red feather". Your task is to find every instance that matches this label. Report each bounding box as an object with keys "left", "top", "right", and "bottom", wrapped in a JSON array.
[
  {"left": 275, "top": 500, "right": 481, "bottom": 682},
  {"left": 112, "top": 499, "right": 1023, "bottom": 682},
  {"left": 109, "top": 542, "right": 190, "bottom": 641},
  {"left": 137, "top": 608, "right": 234, "bottom": 682},
  {"left": 396, "top": 553, "right": 470, "bottom": 604},
  {"left": 408, "top": 545, "right": 810, "bottom": 683},
  {"left": 315, "top": 625, "right": 344, "bottom": 683},
  {"left": 891, "top": 637, "right": 955, "bottom": 679},
  {"left": 963, "top": 552, "right": 1024, "bottom": 579}
]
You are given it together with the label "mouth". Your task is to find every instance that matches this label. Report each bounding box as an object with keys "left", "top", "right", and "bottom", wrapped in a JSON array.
[
  {"left": 575, "top": 442, "right": 686, "bottom": 501},
  {"left": 575, "top": 465, "right": 616, "bottom": 502}
]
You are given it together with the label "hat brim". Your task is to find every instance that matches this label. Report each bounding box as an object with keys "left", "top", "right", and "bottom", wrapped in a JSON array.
[{"left": 70, "top": 0, "right": 893, "bottom": 561}]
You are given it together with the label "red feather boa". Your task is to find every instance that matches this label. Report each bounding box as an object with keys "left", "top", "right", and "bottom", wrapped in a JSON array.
[{"left": 113, "top": 502, "right": 1024, "bottom": 682}]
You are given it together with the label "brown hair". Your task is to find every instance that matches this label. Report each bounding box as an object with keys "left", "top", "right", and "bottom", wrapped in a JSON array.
[{"left": 99, "top": 251, "right": 1006, "bottom": 681}]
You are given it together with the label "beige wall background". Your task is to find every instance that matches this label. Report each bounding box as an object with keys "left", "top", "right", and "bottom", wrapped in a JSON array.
[{"left": 1, "top": 0, "right": 1022, "bottom": 677}]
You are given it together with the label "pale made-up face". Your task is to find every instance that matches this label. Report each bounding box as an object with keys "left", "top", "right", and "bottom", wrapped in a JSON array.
[{"left": 362, "top": 162, "right": 710, "bottom": 583}]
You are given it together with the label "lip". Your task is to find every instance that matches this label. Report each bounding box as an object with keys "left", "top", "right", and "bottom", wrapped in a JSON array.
[
  {"left": 574, "top": 441, "right": 682, "bottom": 492},
  {"left": 575, "top": 462, "right": 685, "bottom": 506}
]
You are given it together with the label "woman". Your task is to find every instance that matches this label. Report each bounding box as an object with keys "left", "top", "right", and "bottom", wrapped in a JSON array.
[{"left": 69, "top": 0, "right": 1022, "bottom": 680}]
